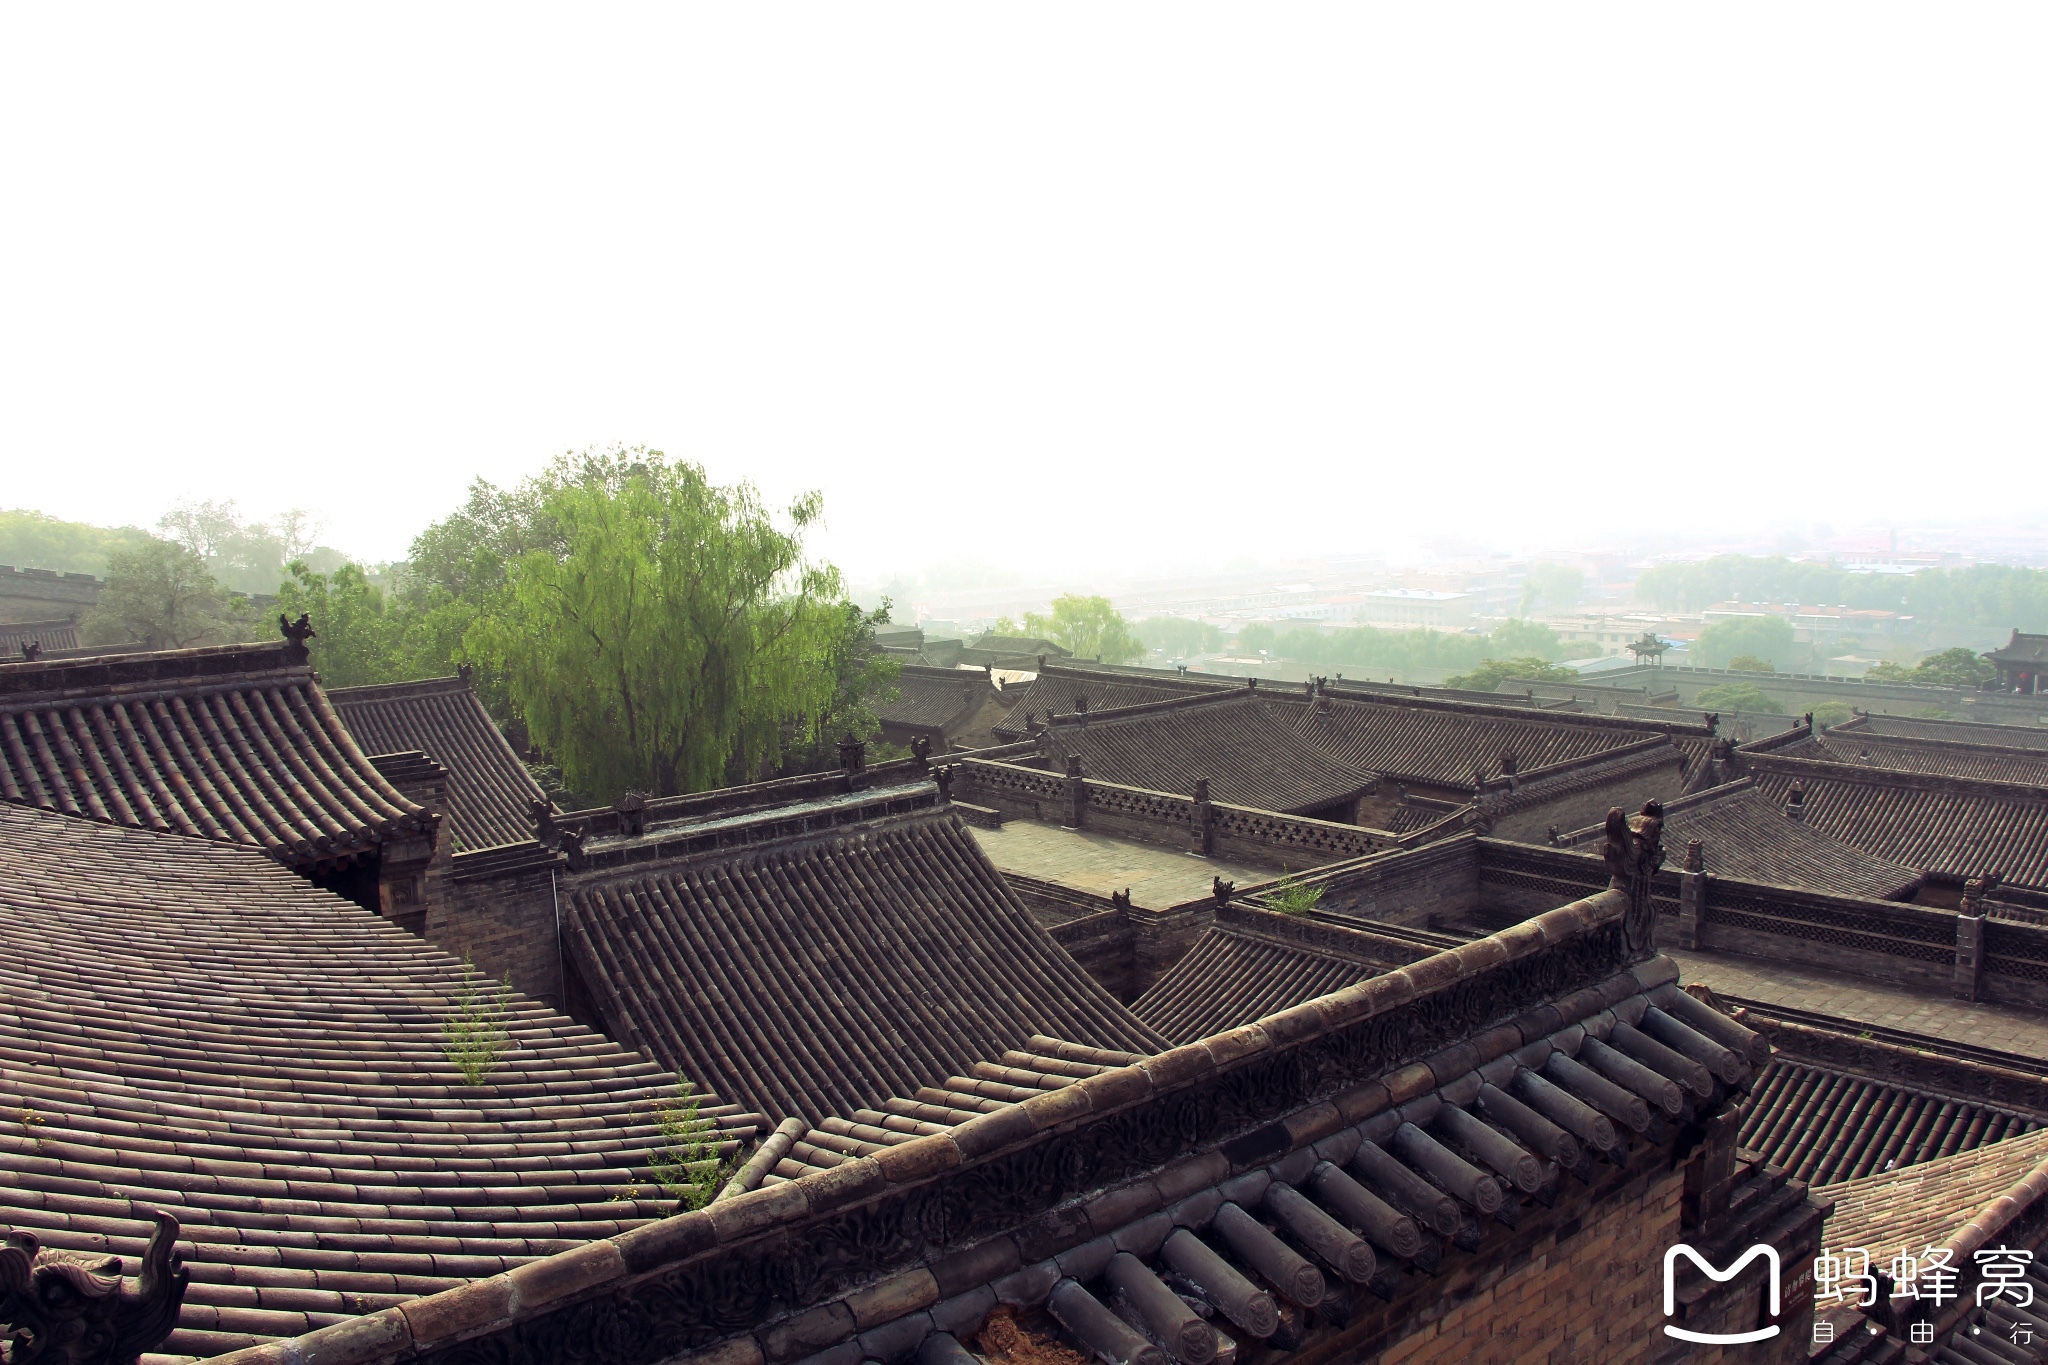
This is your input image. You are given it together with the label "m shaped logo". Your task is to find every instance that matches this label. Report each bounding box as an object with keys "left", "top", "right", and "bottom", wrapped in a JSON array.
[{"left": 1663, "top": 1244, "right": 1782, "bottom": 1345}]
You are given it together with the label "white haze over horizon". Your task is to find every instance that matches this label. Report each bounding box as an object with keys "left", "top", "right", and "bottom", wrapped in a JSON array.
[{"left": 2, "top": 7, "right": 2043, "bottom": 586}]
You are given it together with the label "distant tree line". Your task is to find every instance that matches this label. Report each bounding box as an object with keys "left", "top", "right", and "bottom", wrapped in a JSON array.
[
  {"left": 1637, "top": 555, "right": 2048, "bottom": 637},
  {"left": 1214, "top": 618, "right": 1572, "bottom": 678}
]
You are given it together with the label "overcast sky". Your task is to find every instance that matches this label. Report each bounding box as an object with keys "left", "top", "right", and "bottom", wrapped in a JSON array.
[{"left": 2, "top": 7, "right": 2042, "bottom": 582}]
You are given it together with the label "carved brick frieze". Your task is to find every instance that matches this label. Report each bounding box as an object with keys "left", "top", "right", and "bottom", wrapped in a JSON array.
[
  {"left": 1703, "top": 887, "right": 1956, "bottom": 946},
  {"left": 1704, "top": 906, "right": 1955, "bottom": 964}
]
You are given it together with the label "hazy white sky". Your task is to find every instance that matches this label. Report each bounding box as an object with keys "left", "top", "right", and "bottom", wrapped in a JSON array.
[{"left": 2, "top": 7, "right": 2042, "bottom": 581}]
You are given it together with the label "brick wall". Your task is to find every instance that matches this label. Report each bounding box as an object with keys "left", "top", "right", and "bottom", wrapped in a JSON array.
[
  {"left": 1307, "top": 837, "right": 1481, "bottom": 930},
  {"left": 1328, "top": 1158, "right": 1812, "bottom": 1365},
  {"left": 1487, "top": 760, "right": 1692, "bottom": 846},
  {"left": 428, "top": 864, "right": 563, "bottom": 1006},
  {"left": 1047, "top": 910, "right": 1140, "bottom": 1002}
]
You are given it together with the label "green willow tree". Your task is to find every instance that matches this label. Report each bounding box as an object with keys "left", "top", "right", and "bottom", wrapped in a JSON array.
[{"left": 465, "top": 451, "right": 877, "bottom": 801}]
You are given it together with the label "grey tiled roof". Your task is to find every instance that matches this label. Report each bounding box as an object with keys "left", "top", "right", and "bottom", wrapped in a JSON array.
[
  {"left": 1648, "top": 780, "right": 1924, "bottom": 900},
  {"left": 0, "top": 642, "right": 432, "bottom": 872},
  {"left": 563, "top": 803, "right": 1167, "bottom": 1124},
  {"left": 329, "top": 675, "right": 547, "bottom": 851},
  {"left": 0, "top": 802, "right": 759, "bottom": 1362},
  {"left": 1741, "top": 755, "right": 2048, "bottom": 891},
  {"left": 1131, "top": 906, "right": 1411, "bottom": 1044},
  {"left": 1031, "top": 692, "right": 1379, "bottom": 815}
]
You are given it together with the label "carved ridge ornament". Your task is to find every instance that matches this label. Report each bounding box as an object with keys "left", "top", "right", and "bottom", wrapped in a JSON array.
[
  {"left": 0, "top": 1208, "right": 187, "bottom": 1365},
  {"left": 418, "top": 907, "right": 1650, "bottom": 1365}
]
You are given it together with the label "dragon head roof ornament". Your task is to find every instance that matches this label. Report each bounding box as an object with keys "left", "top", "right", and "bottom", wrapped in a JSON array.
[{"left": 0, "top": 1207, "right": 187, "bottom": 1365}]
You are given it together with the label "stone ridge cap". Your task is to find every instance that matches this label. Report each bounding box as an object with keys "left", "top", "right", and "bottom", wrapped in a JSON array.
[
  {"left": 326, "top": 674, "right": 470, "bottom": 701},
  {"left": 1821, "top": 726, "right": 2048, "bottom": 761},
  {"left": 1034, "top": 659, "right": 1234, "bottom": 692},
  {"left": 1556, "top": 778, "right": 1759, "bottom": 843},
  {"left": 205, "top": 886, "right": 1653, "bottom": 1365},
  {"left": 1735, "top": 723, "right": 1816, "bottom": 755},
  {"left": 1298, "top": 683, "right": 1716, "bottom": 737},
  {"left": 1214, "top": 899, "right": 1411, "bottom": 963},
  {"left": 566, "top": 793, "right": 953, "bottom": 884},
  {"left": 1509, "top": 731, "right": 1675, "bottom": 783},
  {"left": 1481, "top": 740, "right": 1684, "bottom": 819},
  {"left": 1741, "top": 750, "right": 2048, "bottom": 802},
  {"left": 1039, "top": 687, "right": 1262, "bottom": 728},
  {"left": 0, "top": 641, "right": 307, "bottom": 696},
  {"left": 555, "top": 755, "right": 960, "bottom": 826}
]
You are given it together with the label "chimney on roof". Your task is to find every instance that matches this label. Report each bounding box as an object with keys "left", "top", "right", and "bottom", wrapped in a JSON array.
[
  {"left": 1784, "top": 784, "right": 1806, "bottom": 822},
  {"left": 1074, "top": 693, "right": 1088, "bottom": 713}
]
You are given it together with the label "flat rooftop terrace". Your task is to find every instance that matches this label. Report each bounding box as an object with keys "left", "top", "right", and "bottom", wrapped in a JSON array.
[
  {"left": 1667, "top": 946, "right": 2048, "bottom": 1062},
  {"left": 970, "top": 819, "right": 1276, "bottom": 909}
]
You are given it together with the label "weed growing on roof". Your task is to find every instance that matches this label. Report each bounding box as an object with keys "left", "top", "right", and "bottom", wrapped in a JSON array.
[
  {"left": 440, "top": 955, "right": 513, "bottom": 1086},
  {"left": 649, "top": 1080, "right": 728, "bottom": 1211},
  {"left": 1264, "top": 871, "right": 1324, "bottom": 917}
]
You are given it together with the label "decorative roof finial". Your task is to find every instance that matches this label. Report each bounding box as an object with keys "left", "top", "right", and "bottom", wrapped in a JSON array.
[
  {"left": 0, "top": 1205, "right": 189, "bottom": 1364},
  {"left": 279, "top": 613, "right": 316, "bottom": 664}
]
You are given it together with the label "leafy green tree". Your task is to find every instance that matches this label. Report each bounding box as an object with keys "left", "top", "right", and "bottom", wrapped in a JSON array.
[
  {"left": 1518, "top": 563, "right": 1583, "bottom": 616},
  {"left": 768, "top": 600, "right": 902, "bottom": 778},
  {"left": 1236, "top": 623, "right": 1278, "bottom": 656},
  {"left": 1489, "top": 618, "right": 1570, "bottom": 660},
  {"left": 80, "top": 540, "right": 251, "bottom": 650},
  {"left": 1811, "top": 701, "right": 1854, "bottom": 727},
  {"left": 1726, "top": 655, "right": 1776, "bottom": 674},
  {"left": 1865, "top": 647, "right": 1995, "bottom": 688},
  {"left": 1634, "top": 554, "right": 2048, "bottom": 637},
  {"left": 1136, "top": 617, "right": 1224, "bottom": 657},
  {"left": 387, "top": 474, "right": 560, "bottom": 724},
  {"left": 1442, "top": 657, "right": 1579, "bottom": 692},
  {"left": 1691, "top": 682, "right": 1785, "bottom": 715},
  {"left": 463, "top": 450, "right": 871, "bottom": 800},
  {"left": 1692, "top": 617, "right": 1796, "bottom": 671},
  {"left": 0, "top": 509, "right": 155, "bottom": 575},
  {"left": 274, "top": 561, "right": 410, "bottom": 688},
  {"left": 1020, "top": 595, "right": 1146, "bottom": 664}
]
